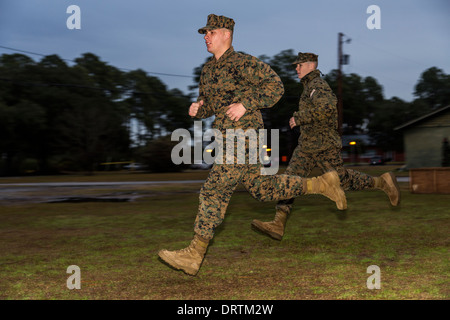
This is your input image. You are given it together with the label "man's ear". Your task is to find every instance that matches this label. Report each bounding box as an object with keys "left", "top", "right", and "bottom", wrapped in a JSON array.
[{"left": 224, "top": 29, "right": 232, "bottom": 40}]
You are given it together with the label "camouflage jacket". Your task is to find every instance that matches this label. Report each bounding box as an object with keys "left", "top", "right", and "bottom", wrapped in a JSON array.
[
  {"left": 293, "top": 69, "right": 342, "bottom": 152},
  {"left": 194, "top": 47, "right": 284, "bottom": 133}
]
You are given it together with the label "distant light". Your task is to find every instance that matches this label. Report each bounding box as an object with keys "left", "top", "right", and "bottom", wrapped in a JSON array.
[
  {"left": 262, "top": 145, "right": 268, "bottom": 149},
  {"left": 266, "top": 148, "right": 272, "bottom": 152},
  {"left": 349, "top": 141, "right": 356, "bottom": 145},
  {"left": 205, "top": 149, "right": 213, "bottom": 153}
]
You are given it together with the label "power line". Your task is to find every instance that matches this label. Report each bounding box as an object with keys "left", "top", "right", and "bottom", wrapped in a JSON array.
[
  {"left": 0, "top": 46, "right": 48, "bottom": 58},
  {"left": 0, "top": 45, "right": 195, "bottom": 79},
  {"left": 0, "top": 77, "right": 193, "bottom": 99}
]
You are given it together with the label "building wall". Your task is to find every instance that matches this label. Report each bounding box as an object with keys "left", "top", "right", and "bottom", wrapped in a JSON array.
[{"left": 404, "top": 126, "right": 450, "bottom": 168}]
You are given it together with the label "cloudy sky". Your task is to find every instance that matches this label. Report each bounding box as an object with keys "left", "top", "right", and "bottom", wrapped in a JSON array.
[{"left": 1, "top": 0, "right": 449, "bottom": 102}]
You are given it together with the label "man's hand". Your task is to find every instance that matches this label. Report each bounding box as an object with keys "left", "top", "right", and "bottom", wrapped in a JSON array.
[
  {"left": 226, "top": 103, "right": 246, "bottom": 121},
  {"left": 289, "top": 117, "right": 298, "bottom": 129},
  {"left": 189, "top": 100, "right": 203, "bottom": 117}
]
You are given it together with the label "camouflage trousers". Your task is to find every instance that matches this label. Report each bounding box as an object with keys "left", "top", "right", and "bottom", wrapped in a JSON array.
[
  {"left": 194, "top": 163, "right": 305, "bottom": 240},
  {"left": 276, "top": 145, "right": 374, "bottom": 214}
]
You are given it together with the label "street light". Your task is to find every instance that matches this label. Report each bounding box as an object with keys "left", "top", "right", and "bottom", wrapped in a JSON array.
[{"left": 349, "top": 141, "right": 357, "bottom": 165}]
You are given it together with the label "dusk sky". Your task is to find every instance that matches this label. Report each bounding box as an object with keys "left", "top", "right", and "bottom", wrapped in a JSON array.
[{"left": 1, "top": 0, "right": 449, "bottom": 102}]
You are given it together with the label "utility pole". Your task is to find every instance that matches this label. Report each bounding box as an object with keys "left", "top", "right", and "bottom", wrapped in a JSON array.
[
  {"left": 337, "top": 32, "right": 351, "bottom": 136},
  {"left": 337, "top": 32, "right": 344, "bottom": 136}
]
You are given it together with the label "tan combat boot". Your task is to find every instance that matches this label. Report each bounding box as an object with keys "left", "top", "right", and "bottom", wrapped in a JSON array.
[
  {"left": 252, "top": 209, "right": 288, "bottom": 241},
  {"left": 304, "top": 171, "right": 347, "bottom": 210},
  {"left": 374, "top": 172, "right": 401, "bottom": 206},
  {"left": 158, "top": 234, "right": 209, "bottom": 276}
]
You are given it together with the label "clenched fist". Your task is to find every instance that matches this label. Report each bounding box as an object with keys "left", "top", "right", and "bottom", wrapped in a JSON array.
[
  {"left": 289, "top": 117, "right": 298, "bottom": 129},
  {"left": 189, "top": 100, "right": 204, "bottom": 117}
]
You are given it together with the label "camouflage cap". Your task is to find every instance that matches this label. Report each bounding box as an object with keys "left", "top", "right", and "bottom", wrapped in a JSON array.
[
  {"left": 292, "top": 52, "right": 319, "bottom": 65},
  {"left": 198, "top": 14, "right": 235, "bottom": 34}
]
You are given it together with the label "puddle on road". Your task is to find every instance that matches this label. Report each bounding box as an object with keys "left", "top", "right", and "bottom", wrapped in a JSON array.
[
  {"left": 0, "top": 186, "right": 145, "bottom": 205},
  {"left": 0, "top": 184, "right": 202, "bottom": 205},
  {"left": 47, "top": 195, "right": 137, "bottom": 203}
]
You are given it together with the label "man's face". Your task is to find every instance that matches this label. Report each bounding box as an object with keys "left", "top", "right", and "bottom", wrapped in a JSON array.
[
  {"left": 204, "top": 29, "right": 229, "bottom": 55},
  {"left": 296, "top": 62, "right": 315, "bottom": 79}
]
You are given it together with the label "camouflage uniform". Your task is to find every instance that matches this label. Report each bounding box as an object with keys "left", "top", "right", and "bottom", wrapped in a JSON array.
[
  {"left": 192, "top": 15, "right": 314, "bottom": 240},
  {"left": 276, "top": 52, "right": 374, "bottom": 214},
  {"left": 193, "top": 45, "right": 313, "bottom": 240},
  {"left": 158, "top": 17, "right": 348, "bottom": 276}
]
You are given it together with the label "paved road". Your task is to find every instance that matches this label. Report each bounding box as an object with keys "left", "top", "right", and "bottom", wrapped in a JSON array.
[
  {"left": 0, "top": 176, "right": 409, "bottom": 187},
  {"left": 0, "top": 180, "right": 206, "bottom": 204},
  {"left": 0, "top": 177, "right": 409, "bottom": 204},
  {"left": 0, "top": 180, "right": 206, "bottom": 187}
]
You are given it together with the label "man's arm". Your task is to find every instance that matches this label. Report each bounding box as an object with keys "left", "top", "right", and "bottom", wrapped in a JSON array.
[
  {"left": 192, "top": 68, "right": 215, "bottom": 119},
  {"left": 233, "top": 56, "right": 285, "bottom": 113},
  {"left": 295, "top": 81, "right": 337, "bottom": 126}
]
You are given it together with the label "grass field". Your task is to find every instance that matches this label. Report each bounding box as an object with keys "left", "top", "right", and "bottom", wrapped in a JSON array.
[{"left": 0, "top": 166, "right": 448, "bottom": 300}]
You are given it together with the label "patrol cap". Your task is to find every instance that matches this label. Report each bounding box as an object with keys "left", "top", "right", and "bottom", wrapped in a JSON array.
[
  {"left": 198, "top": 14, "right": 235, "bottom": 34},
  {"left": 292, "top": 52, "right": 318, "bottom": 65}
]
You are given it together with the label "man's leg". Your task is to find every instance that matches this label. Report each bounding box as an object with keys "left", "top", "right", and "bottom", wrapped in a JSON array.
[
  {"left": 251, "top": 146, "right": 315, "bottom": 240},
  {"left": 159, "top": 162, "right": 347, "bottom": 274},
  {"left": 242, "top": 162, "right": 345, "bottom": 207},
  {"left": 243, "top": 162, "right": 346, "bottom": 215},
  {"left": 318, "top": 148, "right": 400, "bottom": 206},
  {"left": 316, "top": 148, "right": 374, "bottom": 191},
  {"left": 159, "top": 164, "right": 241, "bottom": 276},
  {"left": 194, "top": 164, "right": 241, "bottom": 240}
]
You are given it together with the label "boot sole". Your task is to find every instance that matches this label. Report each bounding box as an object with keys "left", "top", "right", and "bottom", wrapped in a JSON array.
[
  {"left": 251, "top": 220, "right": 283, "bottom": 240},
  {"left": 382, "top": 172, "right": 401, "bottom": 206},
  {"left": 158, "top": 250, "right": 199, "bottom": 276}
]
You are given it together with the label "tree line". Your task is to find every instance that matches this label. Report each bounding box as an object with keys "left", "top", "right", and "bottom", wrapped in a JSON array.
[
  {"left": 0, "top": 53, "right": 191, "bottom": 175},
  {"left": 0, "top": 50, "right": 449, "bottom": 175}
]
